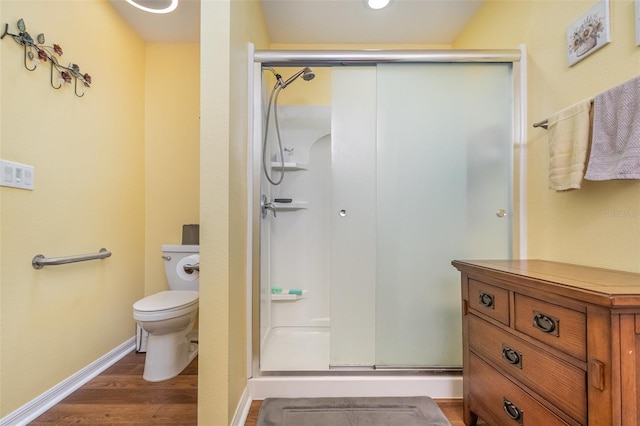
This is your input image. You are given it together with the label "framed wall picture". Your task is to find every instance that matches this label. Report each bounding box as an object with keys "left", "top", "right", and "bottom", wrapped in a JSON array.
[
  {"left": 636, "top": 0, "right": 640, "bottom": 46},
  {"left": 566, "top": 0, "right": 611, "bottom": 66}
]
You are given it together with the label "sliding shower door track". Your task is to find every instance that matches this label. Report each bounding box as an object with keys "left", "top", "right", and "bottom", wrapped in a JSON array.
[
  {"left": 373, "top": 366, "right": 462, "bottom": 373},
  {"left": 258, "top": 368, "right": 462, "bottom": 377}
]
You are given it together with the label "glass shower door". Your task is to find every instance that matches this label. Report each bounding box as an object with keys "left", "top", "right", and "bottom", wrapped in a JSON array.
[
  {"left": 375, "top": 63, "right": 513, "bottom": 367},
  {"left": 330, "top": 67, "right": 378, "bottom": 367},
  {"left": 261, "top": 62, "right": 515, "bottom": 371}
]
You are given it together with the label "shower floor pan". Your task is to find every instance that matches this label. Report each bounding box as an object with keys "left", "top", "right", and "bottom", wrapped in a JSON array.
[
  {"left": 256, "top": 326, "right": 462, "bottom": 398},
  {"left": 261, "top": 326, "right": 329, "bottom": 371},
  {"left": 260, "top": 326, "right": 462, "bottom": 373}
]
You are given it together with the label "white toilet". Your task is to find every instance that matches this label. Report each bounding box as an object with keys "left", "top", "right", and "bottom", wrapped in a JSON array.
[{"left": 133, "top": 244, "right": 199, "bottom": 382}]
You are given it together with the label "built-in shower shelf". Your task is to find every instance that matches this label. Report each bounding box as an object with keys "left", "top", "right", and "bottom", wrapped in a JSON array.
[
  {"left": 271, "top": 162, "right": 308, "bottom": 171},
  {"left": 274, "top": 201, "right": 308, "bottom": 211},
  {"left": 271, "top": 293, "right": 304, "bottom": 301}
]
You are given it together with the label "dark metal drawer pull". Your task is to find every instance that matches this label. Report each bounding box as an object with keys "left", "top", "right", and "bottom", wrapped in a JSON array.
[
  {"left": 532, "top": 311, "right": 559, "bottom": 336},
  {"left": 479, "top": 292, "right": 494, "bottom": 309},
  {"left": 503, "top": 398, "right": 523, "bottom": 424},
  {"left": 501, "top": 345, "right": 522, "bottom": 368}
]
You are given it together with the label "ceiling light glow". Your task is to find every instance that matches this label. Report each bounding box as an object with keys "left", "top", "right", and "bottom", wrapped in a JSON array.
[
  {"left": 125, "top": 0, "right": 179, "bottom": 14},
  {"left": 367, "top": 0, "right": 390, "bottom": 10}
]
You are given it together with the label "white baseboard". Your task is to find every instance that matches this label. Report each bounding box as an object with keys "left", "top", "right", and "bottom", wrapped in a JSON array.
[
  {"left": 0, "top": 337, "right": 136, "bottom": 426},
  {"left": 231, "top": 386, "right": 252, "bottom": 426}
]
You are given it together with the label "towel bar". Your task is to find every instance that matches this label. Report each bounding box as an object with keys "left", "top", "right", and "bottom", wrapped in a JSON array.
[
  {"left": 533, "top": 99, "right": 594, "bottom": 130},
  {"left": 32, "top": 248, "right": 111, "bottom": 269},
  {"left": 533, "top": 119, "right": 548, "bottom": 129}
]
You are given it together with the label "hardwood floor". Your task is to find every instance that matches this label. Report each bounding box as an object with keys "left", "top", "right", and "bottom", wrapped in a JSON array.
[
  {"left": 31, "top": 351, "right": 198, "bottom": 425},
  {"left": 31, "top": 351, "right": 481, "bottom": 425}
]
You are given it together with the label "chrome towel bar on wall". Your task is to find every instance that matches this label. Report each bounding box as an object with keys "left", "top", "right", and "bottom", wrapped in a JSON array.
[
  {"left": 32, "top": 248, "right": 111, "bottom": 269},
  {"left": 533, "top": 99, "right": 595, "bottom": 129}
]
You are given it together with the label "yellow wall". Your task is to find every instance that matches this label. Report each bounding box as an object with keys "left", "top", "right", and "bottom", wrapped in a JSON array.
[
  {"left": 454, "top": 0, "right": 640, "bottom": 273},
  {"left": 199, "top": 1, "right": 231, "bottom": 423},
  {"left": 199, "top": 0, "right": 269, "bottom": 423},
  {"left": 0, "top": 0, "right": 146, "bottom": 416},
  {"left": 3, "top": 0, "right": 637, "bottom": 423},
  {"left": 144, "top": 44, "right": 200, "bottom": 296},
  {"left": 0, "top": 2, "right": 201, "bottom": 418}
]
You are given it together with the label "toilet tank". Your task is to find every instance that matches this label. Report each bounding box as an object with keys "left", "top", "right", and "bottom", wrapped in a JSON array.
[{"left": 162, "top": 244, "right": 199, "bottom": 291}]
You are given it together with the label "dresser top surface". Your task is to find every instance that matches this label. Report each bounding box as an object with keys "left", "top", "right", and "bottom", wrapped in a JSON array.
[{"left": 452, "top": 259, "right": 640, "bottom": 306}]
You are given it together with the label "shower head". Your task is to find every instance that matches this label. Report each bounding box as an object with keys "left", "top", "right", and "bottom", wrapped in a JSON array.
[
  {"left": 301, "top": 67, "right": 315, "bottom": 81},
  {"left": 280, "top": 67, "right": 315, "bottom": 89}
]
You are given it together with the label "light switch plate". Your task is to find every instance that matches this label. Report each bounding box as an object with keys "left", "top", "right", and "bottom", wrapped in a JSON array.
[{"left": 1, "top": 159, "right": 34, "bottom": 190}]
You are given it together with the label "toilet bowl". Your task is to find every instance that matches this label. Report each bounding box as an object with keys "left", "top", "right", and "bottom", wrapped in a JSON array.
[{"left": 133, "top": 245, "right": 199, "bottom": 382}]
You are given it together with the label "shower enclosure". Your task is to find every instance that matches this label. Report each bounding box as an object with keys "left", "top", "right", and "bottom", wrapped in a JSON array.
[{"left": 252, "top": 52, "right": 520, "bottom": 375}]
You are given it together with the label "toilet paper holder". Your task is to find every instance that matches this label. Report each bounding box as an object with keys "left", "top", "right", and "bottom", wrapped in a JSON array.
[
  {"left": 161, "top": 255, "right": 199, "bottom": 273},
  {"left": 184, "top": 263, "right": 199, "bottom": 274}
]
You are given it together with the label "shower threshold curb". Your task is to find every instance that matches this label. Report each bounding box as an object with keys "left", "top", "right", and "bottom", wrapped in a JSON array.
[{"left": 247, "top": 374, "right": 462, "bottom": 400}]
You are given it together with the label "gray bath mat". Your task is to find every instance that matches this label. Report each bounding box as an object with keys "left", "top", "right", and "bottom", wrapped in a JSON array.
[{"left": 256, "top": 396, "right": 451, "bottom": 425}]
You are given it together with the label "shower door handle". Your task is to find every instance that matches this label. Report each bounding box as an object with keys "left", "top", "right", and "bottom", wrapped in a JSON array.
[{"left": 261, "top": 195, "right": 277, "bottom": 218}]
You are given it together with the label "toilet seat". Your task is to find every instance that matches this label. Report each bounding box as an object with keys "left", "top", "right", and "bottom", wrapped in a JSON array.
[{"left": 133, "top": 290, "right": 198, "bottom": 322}]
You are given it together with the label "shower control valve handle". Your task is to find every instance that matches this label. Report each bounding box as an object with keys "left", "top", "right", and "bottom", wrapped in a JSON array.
[
  {"left": 265, "top": 202, "right": 277, "bottom": 218},
  {"left": 261, "top": 194, "right": 277, "bottom": 218}
]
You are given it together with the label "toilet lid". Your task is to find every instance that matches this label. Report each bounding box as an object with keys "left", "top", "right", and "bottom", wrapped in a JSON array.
[{"left": 133, "top": 290, "right": 198, "bottom": 312}]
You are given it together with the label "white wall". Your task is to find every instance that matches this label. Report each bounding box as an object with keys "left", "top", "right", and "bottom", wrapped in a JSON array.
[{"left": 265, "top": 106, "right": 332, "bottom": 329}]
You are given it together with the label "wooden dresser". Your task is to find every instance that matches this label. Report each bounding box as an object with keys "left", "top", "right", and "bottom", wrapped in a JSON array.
[{"left": 451, "top": 260, "right": 640, "bottom": 426}]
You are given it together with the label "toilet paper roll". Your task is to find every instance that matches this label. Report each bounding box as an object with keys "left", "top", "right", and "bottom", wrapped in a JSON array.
[{"left": 177, "top": 254, "right": 199, "bottom": 281}]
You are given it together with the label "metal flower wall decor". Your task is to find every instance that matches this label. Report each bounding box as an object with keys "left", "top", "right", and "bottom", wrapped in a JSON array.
[{"left": 1, "top": 19, "right": 92, "bottom": 97}]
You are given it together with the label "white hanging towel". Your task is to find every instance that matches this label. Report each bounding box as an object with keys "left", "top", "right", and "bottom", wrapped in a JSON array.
[
  {"left": 547, "top": 99, "right": 592, "bottom": 191},
  {"left": 585, "top": 75, "right": 640, "bottom": 180}
]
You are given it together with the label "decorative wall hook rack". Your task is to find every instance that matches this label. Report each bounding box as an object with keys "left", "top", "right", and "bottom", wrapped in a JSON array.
[{"left": 1, "top": 19, "right": 92, "bottom": 97}]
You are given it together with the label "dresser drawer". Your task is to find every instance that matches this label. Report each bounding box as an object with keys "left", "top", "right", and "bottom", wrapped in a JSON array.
[
  {"left": 469, "top": 353, "right": 571, "bottom": 426},
  {"left": 468, "top": 279, "right": 509, "bottom": 325},
  {"left": 468, "top": 314, "right": 586, "bottom": 424},
  {"left": 514, "top": 294, "right": 586, "bottom": 361}
]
